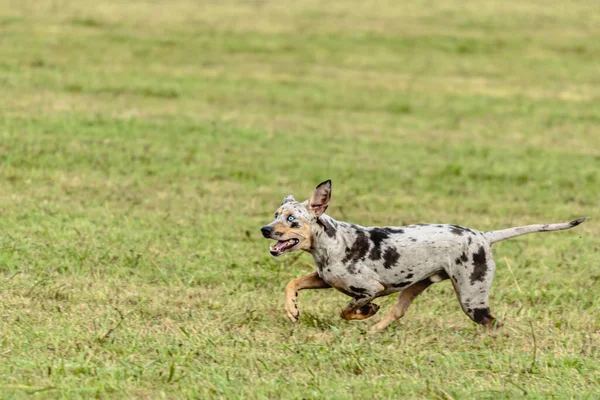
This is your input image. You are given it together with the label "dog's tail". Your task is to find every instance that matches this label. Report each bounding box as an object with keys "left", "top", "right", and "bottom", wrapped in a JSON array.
[{"left": 484, "top": 217, "right": 588, "bottom": 244}]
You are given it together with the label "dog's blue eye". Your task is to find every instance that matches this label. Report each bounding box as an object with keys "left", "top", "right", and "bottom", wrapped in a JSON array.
[{"left": 287, "top": 215, "right": 295, "bottom": 222}]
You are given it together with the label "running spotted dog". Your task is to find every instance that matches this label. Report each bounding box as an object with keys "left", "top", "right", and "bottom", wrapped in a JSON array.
[{"left": 260, "top": 180, "right": 588, "bottom": 332}]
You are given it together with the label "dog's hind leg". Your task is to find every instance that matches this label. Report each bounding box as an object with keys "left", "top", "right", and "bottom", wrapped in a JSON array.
[
  {"left": 369, "top": 277, "right": 440, "bottom": 332},
  {"left": 456, "top": 287, "right": 498, "bottom": 327},
  {"left": 340, "top": 297, "right": 380, "bottom": 320},
  {"left": 339, "top": 282, "right": 385, "bottom": 321},
  {"left": 284, "top": 272, "right": 331, "bottom": 322},
  {"left": 451, "top": 257, "right": 500, "bottom": 327}
]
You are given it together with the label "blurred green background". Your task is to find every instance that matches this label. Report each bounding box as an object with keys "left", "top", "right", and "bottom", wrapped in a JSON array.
[{"left": 0, "top": 1, "right": 599, "bottom": 398}]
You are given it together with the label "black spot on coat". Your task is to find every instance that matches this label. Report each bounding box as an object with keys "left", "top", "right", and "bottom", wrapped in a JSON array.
[
  {"left": 392, "top": 281, "right": 412, "bottom": 288},
  {"left": 342, "top": 230, "right": 370, "bottom": 264},
  {"left": 315, "top": 254, "right": 329, "bottom": 274},
  {"left": 368, "top": 228, "right": 389, "bottom": 260},
  {"left": 337, "top": 287, "right": 354, "bottom": 297},
  {"left": 291, "top": 221, "right": 300, "bottom": 229},
  {"left": 349, "top": 286, "right": 368, "bottom": 294},
  {"left": 317, "top": 218, "right": 337, "bottom": 238},
  {"left": 382, "top": 248, "right": 400, "bottom": 269},
  {"left": 470, "top": 246, "right": 488, "bottom": 284},
  {"left": 384, "top": 228, "right": 405, "bottom": 234},
  {"left": 455, "top": 252, "right": 469, "bottom": 265},
  {"left": 449, "top": 224, "right": 475, "bottom": 235},
  {"left": 449, "top": 227, "right": 464, "bottom": 236}
]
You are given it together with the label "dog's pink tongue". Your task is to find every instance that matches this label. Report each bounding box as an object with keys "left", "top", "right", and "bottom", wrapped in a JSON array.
[{"left": 272, "top": 241, "right": 289, "bottom": 251}]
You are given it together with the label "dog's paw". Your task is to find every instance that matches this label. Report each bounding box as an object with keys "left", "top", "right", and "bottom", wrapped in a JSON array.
[
  {"left": 284, "top": 298, "right": 300, "bottom": 323},
  {"left": 485, "top": 318, "right": 503, "bottom": 330},
  {"left": 358, "top": 302, "right": 380, "bottom": 317},
  {"left": 286, "top": 308, "right": 300, "bottom": 323},
  {"left": 341, "top": 302, "right": 380, "bottom": 320}
]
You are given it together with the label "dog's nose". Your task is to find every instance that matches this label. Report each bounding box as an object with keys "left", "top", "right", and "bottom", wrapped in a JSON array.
[{"left": 261, "top": 226, "right": 273, "bottom": 238}]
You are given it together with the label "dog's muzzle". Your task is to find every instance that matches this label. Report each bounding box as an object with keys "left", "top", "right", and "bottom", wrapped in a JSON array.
[{"left": 261, "top": 226, "right": 273, "bottom": 238}]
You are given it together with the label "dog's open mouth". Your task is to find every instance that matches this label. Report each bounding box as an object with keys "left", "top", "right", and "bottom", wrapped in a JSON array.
[{"left": 270, "top": 238, "right": 300, "bottom": 256}]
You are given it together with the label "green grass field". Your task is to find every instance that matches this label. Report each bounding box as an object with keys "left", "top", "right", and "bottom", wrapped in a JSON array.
[{"left": 1, "top": 0, "right": 599, "bottom": 398}]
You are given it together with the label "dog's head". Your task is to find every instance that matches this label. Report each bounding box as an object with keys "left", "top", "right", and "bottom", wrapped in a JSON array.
[{"left": 261, "top": 180, "right": 332, "bottom": 257}]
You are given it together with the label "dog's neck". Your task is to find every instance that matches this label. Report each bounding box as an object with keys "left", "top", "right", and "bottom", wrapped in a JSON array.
[{"left": 309, "top": 214, "right": 358, "bottom": 271}]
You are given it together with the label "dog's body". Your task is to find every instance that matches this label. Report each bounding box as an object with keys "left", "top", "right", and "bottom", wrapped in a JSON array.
[{"left": 261, "top": 180, "right": 587, "bottom": 332}]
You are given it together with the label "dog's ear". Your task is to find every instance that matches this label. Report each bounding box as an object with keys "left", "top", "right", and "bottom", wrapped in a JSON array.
[
  {"left": 282, "top": 194, "right": 295, "bottom": 204},
  {"left": 308, "top": 180, "right": 331, "bottom": 217}
]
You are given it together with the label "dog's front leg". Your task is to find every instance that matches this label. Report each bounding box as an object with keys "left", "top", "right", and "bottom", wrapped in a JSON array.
[{"left": 284, "top": 272, "right": 331, "bottom": 322}]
